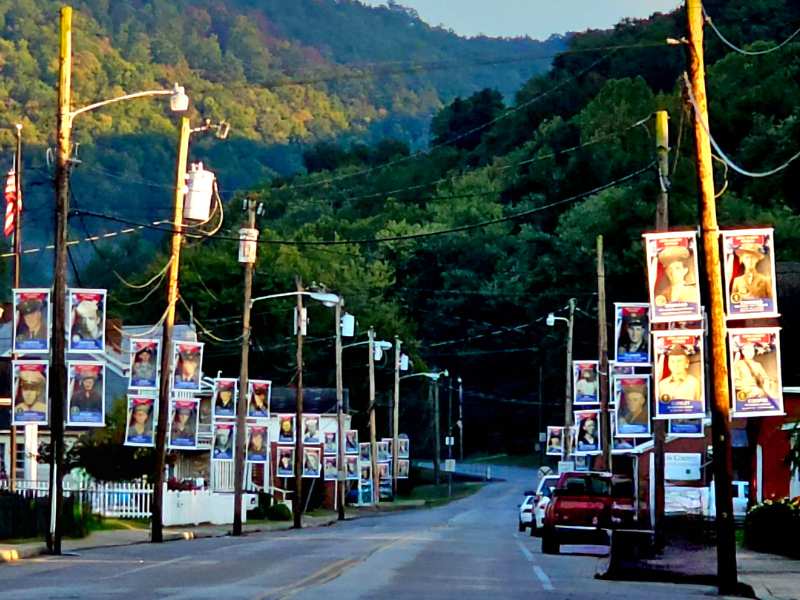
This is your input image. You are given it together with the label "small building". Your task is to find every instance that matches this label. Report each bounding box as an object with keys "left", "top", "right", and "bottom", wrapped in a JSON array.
[{"left": 750, "top": 389, "right": 800, "bottom": 501}]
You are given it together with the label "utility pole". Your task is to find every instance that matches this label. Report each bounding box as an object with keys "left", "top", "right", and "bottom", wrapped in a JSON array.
[
  {"left": 232, "top": 199, "right": 257, "bottom": 536},
  {"left": 392, "top": 337, "right": 401, "bottom": 497},
  {"left": 563, "top": 298, "right": 576, "bottom": 458},
  {"left": 685, "top": 0, "right": 737, "bottom": 593},
  {"left": 597, "top": 236, "right": 611, "bottom": 471},
  {"left": 335, "top": 300, "right": 345, "bottom": 520},
  {"left": 368, "top": 328, "right": 379, "bottom": 504},
  {"left": 458, "top": 377, "right": 464, "bottom": 462},
  {"left": 151, "top": 115, "right": 191, "bottom": 544},
  {"left": 48, "top": 6, "right": 73, "bottom": 555},
  {"left": 293, "top": 277, "right": 305, "bottom": 529},
  {"left": 447, "top": 375, "right": 453, "bottom": 497},
  {"left": 653, "top": 109, "right": 670, "bottom": 544},
  {"left": 10, "top": 123, "right": 22, "bottom": 495},
  {"left": 433, "top": 377, "right": 441, "bottom": 485}
]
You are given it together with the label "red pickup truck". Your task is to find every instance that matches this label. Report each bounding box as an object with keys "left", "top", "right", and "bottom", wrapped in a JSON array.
[{"left": 541, "top": 471, "right": 637, "bottom": 554}]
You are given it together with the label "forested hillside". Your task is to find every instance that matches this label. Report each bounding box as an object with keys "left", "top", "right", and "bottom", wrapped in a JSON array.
[{"left": 18, "top": 0, "right": 800, "bottom": 454}]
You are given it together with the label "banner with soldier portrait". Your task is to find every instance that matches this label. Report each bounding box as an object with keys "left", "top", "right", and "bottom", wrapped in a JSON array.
[
  {"left": 13, "top": 289, "right": 50, "bottom": 353},
  {"left": 213, "top": 378, "right": 238, "bottom": 419},
  {"left": 653, "top": 330, "right": 705, "bottom": 419},
  {"left": 360, "top": 463, "right": 372, "bottom": 484},
  {"left": 668, "top": 418, "right": 704, "bottom": 437},
  {"left": 614, "top": 375, "right": 651, "bottom": 437},
  {"left": 378, "top": 461, "right": 391, "bottom": 481},
  {"left": 644, "top": 232, "right": 702, "bottom": 323},
  {"left": 12, "top": 360, "right": 49, "bottom": 425},
  {"left": 574, "top": 409, "right": 601, "bottom": 455},
  {"left": 728, "top": 328, "right": 784, "bottom": 417},
  {"left": 172, "top": 342, "right": 203, "bottom": 391},
  {"left": 398, "top": 434, "right": 410, "bottom": 459},
  {"left": 545, "top": 426, "right": 564, "bottom": 456},
  {"left": 377, "top": 440, "right": 390, "bottom": 462},
  {"left": 277, "top": 414, "right": 295, "bottom": 444},
  {"left": 247, "top": 379, "right": 271, "bottom": 420},
  {"left": 722, "top": 228, "right": 779, "bottom": 320},
  {"left": 129, "top": 339, "right": 159, "bottom": 390},
  {"left": 397, "top": 459, "right": 410, "bottom": 479},
  {"left": 345, "top": 455, "right": 359, "bottom": 480},
  {"left": 614, "top": 303, "right": 650, "bottom": 364},
  {"left": 247, "top": 425, "right": 269, "bottom": 463},
  {"left": 68, "top": 289, "right": 106, "bottom": 351},
  {"left": 323, "top": 455, "right": 338, "bottom": 481},
  {"left": 168, "top": 398, "right": 199, "bottom": 449},
  {"left": 573, "top": 360, "right": 599, "bottom": 405},
  {"left": 302, "top": 415, "right": 322, "bottom": 445},
  {"left": 324, "top": 431, "right": 338, "bottom": 455},
  {"left": 609, "top": 363, "right": 635, "bottom": 407},
  {"left": 125, "top": 395, "right": 155, "bottom": 447},
  {"left": 212, "top": 422, "right": 235, "bottom": 461},
  {"left": 67, "top": 361, "right": 105, "bottom": 427},
  {"left": 345, "top": 430, "right": 359, "bottom": 454},
  {"left": 359, "top": 442, "right": 371, "bottom": 463},
  {"left": 276, "top": 446, "right": 294, "bottom": 477}
]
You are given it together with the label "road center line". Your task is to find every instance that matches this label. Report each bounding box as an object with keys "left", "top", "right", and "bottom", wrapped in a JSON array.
[
  {"left": 516, "top": 539, "right": 555, "bottom": 591},
  {"left": 97, "top": 555, "right": 189, "bottom": 580}
]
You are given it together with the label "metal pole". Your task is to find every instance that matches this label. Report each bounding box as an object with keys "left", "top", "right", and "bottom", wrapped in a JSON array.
[
  {"left": 433, "top": 378, "right": 441, "bottom": 485},
  {"left": 538, "top": 366, "right": 544, "bottom": 463},
  {"left": 10, "top": 123, "right": 22, "bottom": 495},
  {"left": 335, "top": 300, "right": 345, "bottom": 520},
  {"left": 447, "top": 375, "right": 453, "bottom": 498},
  {"left": 151, "top": 116, "right": 191, "bottom": 543},
  {"left": 597, "top": 236, "right": 611, "bottom": 471},
  {"left": 685, "top": 1, "right": 737, "bottom": 592},
  {"left": 293, "top": 278, "right": 304, "bottom": 529},
  {"left": 653, "top": 109, "right": 670, "bottom": 545},
  {"left": 458, "top": 377, "right": 464, "bottom": 462},
  {"left": 48, "top": 6, "right": 72, "bottom": 555},
  {"left": 563, "top": 298, "right": 576, "bottom": 457},
  {"left": 368, "top": 328, "right": 379, "bottom": 505},
  {"left": 232, "top": 200, "right": 256, "bottom": 536},
  {"left": 392, "top": 337, "right": 401, "bottom": 497}
]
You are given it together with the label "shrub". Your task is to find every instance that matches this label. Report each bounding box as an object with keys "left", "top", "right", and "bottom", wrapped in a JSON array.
[
  {"left": 247, "top": 491, "right": 273, "bottom": 520},
  {"left": 744, "top": 497, "right": 800, "bottom": 558},
  {"left": 266, "top": 503, "right": 292, "bottom": 521}
]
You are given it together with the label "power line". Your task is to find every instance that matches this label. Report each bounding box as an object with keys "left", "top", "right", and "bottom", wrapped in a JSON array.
[
  {"left": 703, "top": 7, "right": 800, "bottom": 56},
  {"left": 72, "top": 161, "right": 654, "bottom": 247},
  {"left": 683, "top": 73, "right": 800, "bottom": 178}
]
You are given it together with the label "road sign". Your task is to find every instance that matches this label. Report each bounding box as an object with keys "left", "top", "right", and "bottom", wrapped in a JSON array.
[
  {"left": 444, "top": 459, "right": 456, "bottom": 472},
  {"left": 445, "top": 436, "right": 454, "bottom": 446},
  {"left": 557, "top": 460, "right": 575, "bottom": 475}
]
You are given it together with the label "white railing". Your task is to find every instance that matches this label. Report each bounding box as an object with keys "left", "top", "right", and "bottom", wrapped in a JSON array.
[{"left": 3, "top": 480, "right": 153, "bottom": 520}]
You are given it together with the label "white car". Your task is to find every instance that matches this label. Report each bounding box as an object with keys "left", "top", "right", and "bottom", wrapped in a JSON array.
[
  {"left": 530, "top": 475, "right": 560, "bottom": 535},
  {"left": 518, "top": 494, "right": 535, "bottom": 531}
]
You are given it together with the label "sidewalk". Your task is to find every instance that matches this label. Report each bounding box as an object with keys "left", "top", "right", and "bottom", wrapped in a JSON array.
[{"left": 597, "top": 537, "right": 800, "bottom": 600}]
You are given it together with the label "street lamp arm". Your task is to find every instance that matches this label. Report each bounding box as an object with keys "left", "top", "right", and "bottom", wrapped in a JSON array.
[
  {"left": 70, "top": 89, "right": 174, "bottom": 119},
  {"left": 400, "top": 371, "right": 446, "bottom": 381},
  {"left": 250, "top": 290, "right": 342, "bottom": 308},
  {"left": 342, "top": 339, "right": 392, "bottom": 350}
]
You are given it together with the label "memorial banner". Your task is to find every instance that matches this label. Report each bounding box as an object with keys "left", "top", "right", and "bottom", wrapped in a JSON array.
[
  {"left": 545, "top": 426, "right": 564, "bottom": 456},
  {"left": 172, "top": 342, "right": 203, "bottom": 391},
  {"left": 644, "top": 231, "right": 702, "bottom": 323},
  {"left": 12, "top": 360, "right": 48, "bottom": 425},
  {"left": 573, "top": 360, "right": 599, "bottom": 405},
  {"left": 129, "top": 339, "right": 159, "bottom": 390},
  {"left": 614, "top": 375, "right": 651, "bottom": 437},
  {"left": 125, "top": 395, "right": 155, "bottom": 447},
  {"left": 729, "top": 327, "right": 784, "bottom": 417},
  {"left": 67, "top": 361, "right": 105, "bottom": 427},
  {"left": 213, "top": 378, "right": 238, "bottom": 419},
  {"left": 247, "top": 380, "right": 271, "bottom": 419},
  {"left": 722, "top": 228, "right": 778, "bottom": 319},
  {"left": 168, "top": 398, "right": 199, "bottom": 449},
  {"left": 13, "top": 289, "right": 50, "bottom": 353},
  {"left": 212, "top": 423, "right": 235, "bottom": 461},
  {"left": 653, "top": 330, "right": 705, "bottom": 419},
  {"left": 614, "top": 303, "right": 650, "bottom": 364},
  {"left": 574, "top": 409, "right": 601, "bottom": 455},
  {"left": 68, "top": 289, "right": 106, "bottom": 351}
]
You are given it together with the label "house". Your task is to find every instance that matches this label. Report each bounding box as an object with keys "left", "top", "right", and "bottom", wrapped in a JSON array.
[{"left": 750, "top": 389, "right": 800, "bottom": 501}]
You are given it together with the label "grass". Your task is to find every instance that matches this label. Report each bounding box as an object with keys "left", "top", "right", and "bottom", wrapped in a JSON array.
[
  {"left": 401, "top": 482, "right": 484, "bottom": 507},
  {"left": 88, "top": 517, "right": 150, "bottom": 532}
]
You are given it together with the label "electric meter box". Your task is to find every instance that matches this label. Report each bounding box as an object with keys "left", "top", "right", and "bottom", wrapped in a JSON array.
[{"left": 183, "top": 162, "right": 215, "bottom": 222}]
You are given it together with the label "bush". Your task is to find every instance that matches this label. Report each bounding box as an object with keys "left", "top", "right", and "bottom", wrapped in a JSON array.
[
  {"left": 0, "top": 493, "right": 92, "bottom": 540},
  {"left": 744, "top": 497, "right": 800, "bottom": 558},
  {"left": 266, "top": 503, "right": 292, "bottom": 521},
  {"left": 247, "top": 491, "right": 273, "bottom": 520}
]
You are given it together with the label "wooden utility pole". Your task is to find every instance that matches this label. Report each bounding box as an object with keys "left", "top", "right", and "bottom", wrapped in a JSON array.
[
  {"left": 433, "top": 377, "right": 441, "bottom": 485},
  {"left": 151, "top": 115, "right": 191, "bottom": 543},
  {"left": 392, "top": 337, "right": 401, "bottom": 496},
  {"left": 685, "top": 0, "right": 737, "bottom": 593},
  {"left": 447, "top": 375, "right": 453, "bottom": 497},
  {"left": 232, "top": 199, "right": 257, "bottom": 536},
  {"left": 48, "top": 6, "right": 73, "bottom": 555},
  {"left": 293, "top": 277, "right": 305, "bottom": 529},
  {"left": 368, "top": 328, "right": 379, "bottom": 504},
  {"left": 597, "top": 236, "right": 611, "bottom": 470},
  {"left": 458, "top": 377, "right": 464, "bottom": 461},
  {"left": 563, "top": 298, "right": 576, "bottom": 457},
  {"left": 653, "top": 109, "right": 670, "bottom": 543},
  {"left": 335, "top": 300, "right": 346, "bottom": 520},
  {"left": 10, "top": 123, "right": 22, "bottom": 496}
]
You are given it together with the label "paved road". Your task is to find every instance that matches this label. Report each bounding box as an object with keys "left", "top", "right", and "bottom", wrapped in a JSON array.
[{"left": 0, "top": 474, "right": 721, "bottom": 600}]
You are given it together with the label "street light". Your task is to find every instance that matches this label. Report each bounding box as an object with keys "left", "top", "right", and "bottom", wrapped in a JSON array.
[
  {"left": 546, "top": 299, "right": 576, "bottom": 459},
  {"left": 51, "top": 7, "right": 191, "bottom": 555},
  {"left": 249, "top": 287, "right": 346, "bottom": 527}
]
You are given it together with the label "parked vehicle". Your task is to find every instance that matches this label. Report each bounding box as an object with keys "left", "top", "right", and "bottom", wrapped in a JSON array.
[
  {"left": 708, "top": 480, "right": 749, "bottom": 521},
  {"left": 541, "top": 471, "right": 636, "bottom": 554},
  {"left": 518, "top": 493, "right": 535, "bottom": 531},
  {"left": 530, "top": 475, "right": 560, "bottom": 536}
]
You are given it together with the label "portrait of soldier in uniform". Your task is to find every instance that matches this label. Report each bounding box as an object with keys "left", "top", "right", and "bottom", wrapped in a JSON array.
[
  {"left": 130, "top": 341, "right": 158, "bottom": 389},
  {"left": 126, "top": 398, "right": 155, "bottom": 446},
  {"left": 13, "top": 362, "right": 48, "bottom": 425},
  {"left": 212, "top": 424, "right": 234, "bottom": 460},
  {"left": 169, "top": 402, "right": 198, "bottom": 447},
  {"left": 546, "top": 426, "right": 563, "bottom": 456},
  {"left": 575, "top": 411, "right": 600, "bottom": 453},
  {"left": 277, "top": 447, "right": 294, "bottom": 477},
  {"left": 345, "top": 455, "right": 359, "bottom": 479},
  {"left": 731, "top": 244, "right": 771, "bottom": 303},
  {"left": 574, "top": 362, "right": 598, "bottom": 404},
  {"left": 324, "top": 455, "right": 337, "bottom": 480},
  {"left": 69, "top": 291, "right": 106, "bottom": 351},
  {"left": 324, "top": 432, "right": 337, "bottom": 455},
  {"left": 173, "top": 343, "right": 203, "bottom": 391},
  {"left": 616, "top": 378, "right": 651, "bottom": 436},
  {"left": 278, "top": 415, "right": 295, "bottom": 444},
  {"left": 655, "top": 245, "right": 698, "bottom": 307},
  {"left": 302, "top": 415, "right": 321, "bottom": 445},
  {"left": 359, "top": 442, "right": 371, "bottom": 462},
  {"left": 615, "top": 304, "right": 650, "bottom": 364},
  {"left": 731, "top": 340, "right": 779, "bottom": 408},
  {"left": 14, "top": 292, "right": 49, "bottom": 352},
  {"left": 213, "top": 379, "right": 237, "bottom": 418},
  {"left": 397, "top": 460, "right": 410, "bottom": 479},
  {"left": 345, "top": 430, "right": 359, "bottom": 454},
  {"left": 302, "top": 447, "right": 321, "bottom": 477},
  {"left": 397, "top": 437, "right": 410, "bottom": 459},
  {"left": 658, "top": 346, "right": 701, "bottom": 405},
  {"left": 247, "top": 427, "right": 268, "bottom": 463},
  {"left": 68, "top": 363, "right": 104, "bottom": 425},
  {"left": 247, "top": 381, "right": 270, "bottom": 419}
]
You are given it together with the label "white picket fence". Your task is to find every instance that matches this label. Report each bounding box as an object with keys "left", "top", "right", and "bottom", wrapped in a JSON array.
[{"left": 4, "top": 480, "right": 153, "bottom": 519}]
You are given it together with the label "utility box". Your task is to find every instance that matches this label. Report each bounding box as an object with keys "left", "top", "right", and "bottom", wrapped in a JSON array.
[{"left": 184, "top": 162, "right": 215, "bottom": 222}]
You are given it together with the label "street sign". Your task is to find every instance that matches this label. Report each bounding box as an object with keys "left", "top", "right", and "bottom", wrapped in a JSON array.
[
  {"left": 444, "top": 459, "right": 456, "bottom": 472},
  {"left": 445, "top": 436, "right": 454, "bottom": 446},
  {"left": 538, "top": 432, "right": 547, "bottom": 443},
  {"left": 557, "top": 460, "right": 575, "bottom": 474}
]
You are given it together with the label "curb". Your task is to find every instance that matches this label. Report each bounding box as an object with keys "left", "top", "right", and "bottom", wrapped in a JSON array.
[
  {"left": 0, "top": 545, "right": 47, "bottom": 563},
  {"left": 739, "top": 578, "right": 777, "bottom": 600}
]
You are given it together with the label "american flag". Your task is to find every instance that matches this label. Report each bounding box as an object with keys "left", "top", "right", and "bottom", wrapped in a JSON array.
[{"left": 4, "top": 168, "right": 18, "bottom": 237}]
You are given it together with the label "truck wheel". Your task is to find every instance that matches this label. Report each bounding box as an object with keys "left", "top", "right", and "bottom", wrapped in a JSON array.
[
  {"left": 529, "top": 521, "right": 538, "bottom": 537},
  {"left": 542, "top": 529, "right": 560, "bottom": 555},
  {"left": 518, "top": 520, "right": 525, "bottom": 532}
]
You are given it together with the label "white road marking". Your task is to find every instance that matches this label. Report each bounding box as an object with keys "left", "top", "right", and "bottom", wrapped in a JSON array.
[
  {"left": 516, "top": 539, "right": 555, "bottom": 591},
  {"left": 97, "top": 555, "right": 189, "bottom": 580}
]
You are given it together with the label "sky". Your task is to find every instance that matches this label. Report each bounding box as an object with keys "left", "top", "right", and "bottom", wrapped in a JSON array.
[{"left": 360, "top": 1, "right": 683, "bottom": 40}]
